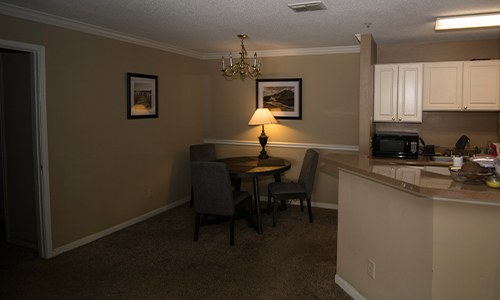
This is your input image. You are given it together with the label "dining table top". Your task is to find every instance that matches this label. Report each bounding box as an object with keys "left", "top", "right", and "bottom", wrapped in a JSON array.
[{"left": 217, "top": 156, "right": 291, "bottom": 178}]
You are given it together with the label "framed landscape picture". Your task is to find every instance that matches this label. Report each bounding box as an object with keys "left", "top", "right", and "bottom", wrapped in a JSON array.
[
  {"left": 256, "top": 78, "right": 302, "bottom": 119},
  {"left": 127, "top": 73, "right": 158, "bottom": 119}
]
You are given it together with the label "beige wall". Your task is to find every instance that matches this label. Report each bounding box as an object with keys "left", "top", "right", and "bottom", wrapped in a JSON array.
[
  {"left": 0, "top": 15, "right": 205, "bottom": 247},
  {"left": 358, "top": 34, "right": 377, "bottom": 155},
  {"left": 432, "top": 201, "right": 500, "bottom": 300},
  {"left": 203, "top": 54, "right": 360, "bottom": 145},
  {"left": 377, "top": 39, "right": 500, "bottom": 63}
]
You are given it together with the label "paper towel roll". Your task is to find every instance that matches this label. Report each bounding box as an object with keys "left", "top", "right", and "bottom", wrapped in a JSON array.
[{"left": 453, "top": 156, "right": 463, "bottom": 168}]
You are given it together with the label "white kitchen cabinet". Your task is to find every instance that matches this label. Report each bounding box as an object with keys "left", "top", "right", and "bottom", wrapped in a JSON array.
[
  {"left": 374, "top": 63, "right": 423, "bottom": 123},
  {"left": 463, "top": 60, "right": 500, "bottom": 111},
  {"left": 423, "top": 62, "right": 463, "bottom": 110},
  {"left": 423, "top": 60, "right": 500, "bottom": 111}
]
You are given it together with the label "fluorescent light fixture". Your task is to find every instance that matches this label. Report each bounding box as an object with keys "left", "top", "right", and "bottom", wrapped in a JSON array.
[{"left": 435, "top": 12, "right": 500, "bottom": 30}]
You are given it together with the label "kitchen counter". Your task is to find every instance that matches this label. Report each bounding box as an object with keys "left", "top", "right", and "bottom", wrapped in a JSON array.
[
  {"left": 331, "top": 152, "right": 500, "bottom": 300},
  {"left": 322, "top": 153, "right": 500, "bottom": 206}
]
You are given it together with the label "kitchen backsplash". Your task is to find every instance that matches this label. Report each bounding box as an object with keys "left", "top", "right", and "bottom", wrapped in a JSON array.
[{"left": 375, "top": 111, "right": 500, "bottom": 150}]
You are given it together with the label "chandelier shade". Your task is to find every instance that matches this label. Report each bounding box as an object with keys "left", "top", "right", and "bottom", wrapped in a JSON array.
[{"left": 221, "top": 34, "right": 261, "bottom": 80}]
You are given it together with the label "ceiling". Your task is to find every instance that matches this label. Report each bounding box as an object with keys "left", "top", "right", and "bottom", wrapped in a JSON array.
[{"left": 1, "top": 0, "right": 500, "bottom": 57}]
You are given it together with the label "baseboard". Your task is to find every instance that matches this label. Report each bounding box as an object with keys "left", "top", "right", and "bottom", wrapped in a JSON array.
[
  {"left": 50, "top": 196, "right": 333, "bottom": 257},
  {"left": 260, "top": 196, "right": 338, "bottom": 210},
  {"left": 52, "top": 197, "right": 190, "bottom": 257},
  {"left": 335, "top": 274, "right": 368, "bottom": 300},
  {"left": 310, "top": 201, "right": 338, "bottom": 210},
  {"left": 290, "top": 200, "right": 338, "bottom": 210}
]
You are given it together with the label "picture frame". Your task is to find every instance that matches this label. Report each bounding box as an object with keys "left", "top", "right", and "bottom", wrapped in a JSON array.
[
  {"left": 127, "top": 73, "right": 158, "bottom": 119},
  {"left": 256, "top": 78, "right": 302, "bottom": 119}
]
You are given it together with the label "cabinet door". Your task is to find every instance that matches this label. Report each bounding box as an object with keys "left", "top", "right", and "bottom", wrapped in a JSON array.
[
  {"left": 397, "top": 64, "right": 423, "bottom": 122},
  {"left": 374, "top": 64, "right": 398, "bottom": 122},
  {"left": 423, "top": 62, "right": 463, "bottom": 111},
  {"left": 463, "top": 60, "right": 500, "bottom": 111}
]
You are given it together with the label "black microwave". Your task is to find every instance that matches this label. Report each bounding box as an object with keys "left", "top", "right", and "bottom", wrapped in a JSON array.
[{"left": 373, "top": 133, "right": 419, "bottom": 159}]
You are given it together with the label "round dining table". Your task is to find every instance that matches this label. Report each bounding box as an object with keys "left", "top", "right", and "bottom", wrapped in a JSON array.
[{"left": 216, "top": 156, "right": 291, "bottom": 234}]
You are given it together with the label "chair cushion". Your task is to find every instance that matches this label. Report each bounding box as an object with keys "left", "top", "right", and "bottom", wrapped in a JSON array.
[{"left": 268, "top": 182, "right": 307, "bottom": 199}]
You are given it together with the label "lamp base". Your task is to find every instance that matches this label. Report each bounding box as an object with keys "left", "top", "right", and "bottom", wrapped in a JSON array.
[
  {"left": 258, "top": 151, "right": 269, "bottom": 160},
  {"left": 258, "top": 130, "right": 269, "bottom": 160}
]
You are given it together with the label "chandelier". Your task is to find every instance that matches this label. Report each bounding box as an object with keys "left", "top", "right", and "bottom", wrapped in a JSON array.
[{"left": 221, "top": 34, "right": 261, "bottom": 80}]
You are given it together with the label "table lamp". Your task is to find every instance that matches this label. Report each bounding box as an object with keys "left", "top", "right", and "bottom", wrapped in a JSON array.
[{"left": 248, "top": 108, "right": 278, "bottom": 159}]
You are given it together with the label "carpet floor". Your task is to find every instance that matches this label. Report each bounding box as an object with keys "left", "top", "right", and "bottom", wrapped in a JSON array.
[{"left": 1, "top": 203, "right": 353, "bottom": 300}]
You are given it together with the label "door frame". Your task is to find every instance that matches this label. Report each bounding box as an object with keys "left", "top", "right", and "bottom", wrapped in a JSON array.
[{"left": 0, "top": 38, "right": 52, "bottom": 258}]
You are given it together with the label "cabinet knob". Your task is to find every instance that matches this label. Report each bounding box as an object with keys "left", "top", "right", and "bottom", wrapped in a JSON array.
[
  {"left": 464, "top": 106, "right": 468, "bottom": 110},
  {"left": 392, "top": 117, "right": 395, "bottom": 121},
  {"left": 398, "top": 117, "right": 402, "bottom": 121}
]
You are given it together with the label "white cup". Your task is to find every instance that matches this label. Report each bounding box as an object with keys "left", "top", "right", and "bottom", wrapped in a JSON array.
[{"left": 453, "top": 156, "right": 463, "bottom": 168}]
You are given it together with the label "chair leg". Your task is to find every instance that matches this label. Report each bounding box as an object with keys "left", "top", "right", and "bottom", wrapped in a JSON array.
[
  {"left": 299, "top": 199, "right": 304, "bottom": 212},
  {"left": 194, "top": 213, "right": 201, "bottom": 241},
  {"left": 190, "top": 187, "right": 194, "bottom": 207},
  {"left": 231, "top": 178, "right": 241, "bottom": 191},
  {"left": 267, "top": 191, "right": 272, "bottom": 214},
  {"left": 272, "top": 196, "right": 278, "bottom": 227},
  {"left": 229, "top": 216, "right": 235, "bottom": 246},
  {"left": 307, "top": 198, "right": 313, "bottom": 223}
]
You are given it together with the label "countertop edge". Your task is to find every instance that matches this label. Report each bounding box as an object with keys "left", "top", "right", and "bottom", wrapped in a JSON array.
[{"left": 322, "top": 153, "right": 500, "bottom": 207}]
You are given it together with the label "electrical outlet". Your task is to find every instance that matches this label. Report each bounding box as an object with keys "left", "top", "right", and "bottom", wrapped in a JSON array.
[{"left": 367, "top": 259, "right": 376, "bottom": 279}]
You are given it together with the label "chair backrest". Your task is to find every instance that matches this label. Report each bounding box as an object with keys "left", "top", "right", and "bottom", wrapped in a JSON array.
[
  {"left": 190, "top": 143, "right": 216, "bottom": 162},
  {"left": 298, "top": 149, "right": 319, "bottom": 197},
  {"left": 191, "top": 161, "right": 234, "bottom": 216}
]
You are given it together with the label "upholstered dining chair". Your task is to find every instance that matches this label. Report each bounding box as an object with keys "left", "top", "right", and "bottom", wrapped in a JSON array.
[
  {"left": 191, "top": 161, "right": 252, "bottom": 245},
  {"left": 189, "top": 143, "right": 217, "bottom": 207},
  {"left": 267, "top": 149, "right": 319, "bottom": 227}
]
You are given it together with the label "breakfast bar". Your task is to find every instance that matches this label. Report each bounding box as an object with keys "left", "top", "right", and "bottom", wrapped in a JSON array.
[{"left": 324, "top": 153, "right": 500, "bottom": 300}]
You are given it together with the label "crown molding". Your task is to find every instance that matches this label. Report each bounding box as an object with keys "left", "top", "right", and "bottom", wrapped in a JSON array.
[
  {"left": 1, "top": 2, "right": 360, "bottom": 60},
  {"left": 203, "top": 45, "right": 360, "bottom": 60},
  {"left": 0, "top": 2, "right": 204, "bottom": 59}
]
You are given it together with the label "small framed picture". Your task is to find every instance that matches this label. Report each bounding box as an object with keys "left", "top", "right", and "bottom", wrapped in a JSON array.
[
  {"left": 127, "top": 73, "right": 158, "bottom": 119},
  {"left": 256, "top": 78, "right": 302, "bottom": 119}
]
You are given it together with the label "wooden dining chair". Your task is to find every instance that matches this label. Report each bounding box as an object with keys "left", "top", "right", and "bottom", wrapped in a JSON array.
[
  {"left": 267, "top": 149, "right": 319, "bottom": 227},
  {"left": 191, "top": 161, "right": 252, "bottom": 245}
]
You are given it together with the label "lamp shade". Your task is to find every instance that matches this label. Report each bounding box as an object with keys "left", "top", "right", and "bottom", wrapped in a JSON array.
[{"left": 248, "top": 108, "right": 278, "bottom": 125}]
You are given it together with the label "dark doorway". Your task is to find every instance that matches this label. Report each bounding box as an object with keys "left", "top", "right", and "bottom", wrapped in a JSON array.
[{"left": 0, "top": 48, "right": 38, "bottom": 257}]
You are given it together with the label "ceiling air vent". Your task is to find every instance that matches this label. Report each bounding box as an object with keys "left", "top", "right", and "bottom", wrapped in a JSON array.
[{"left": 288, "top": 1, "right": 326, "bottom": 12}]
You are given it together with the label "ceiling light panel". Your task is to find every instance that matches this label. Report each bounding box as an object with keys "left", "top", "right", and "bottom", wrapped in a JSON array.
[{"left": 435, "top": 12, "right": 500, "bottom": 30}]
